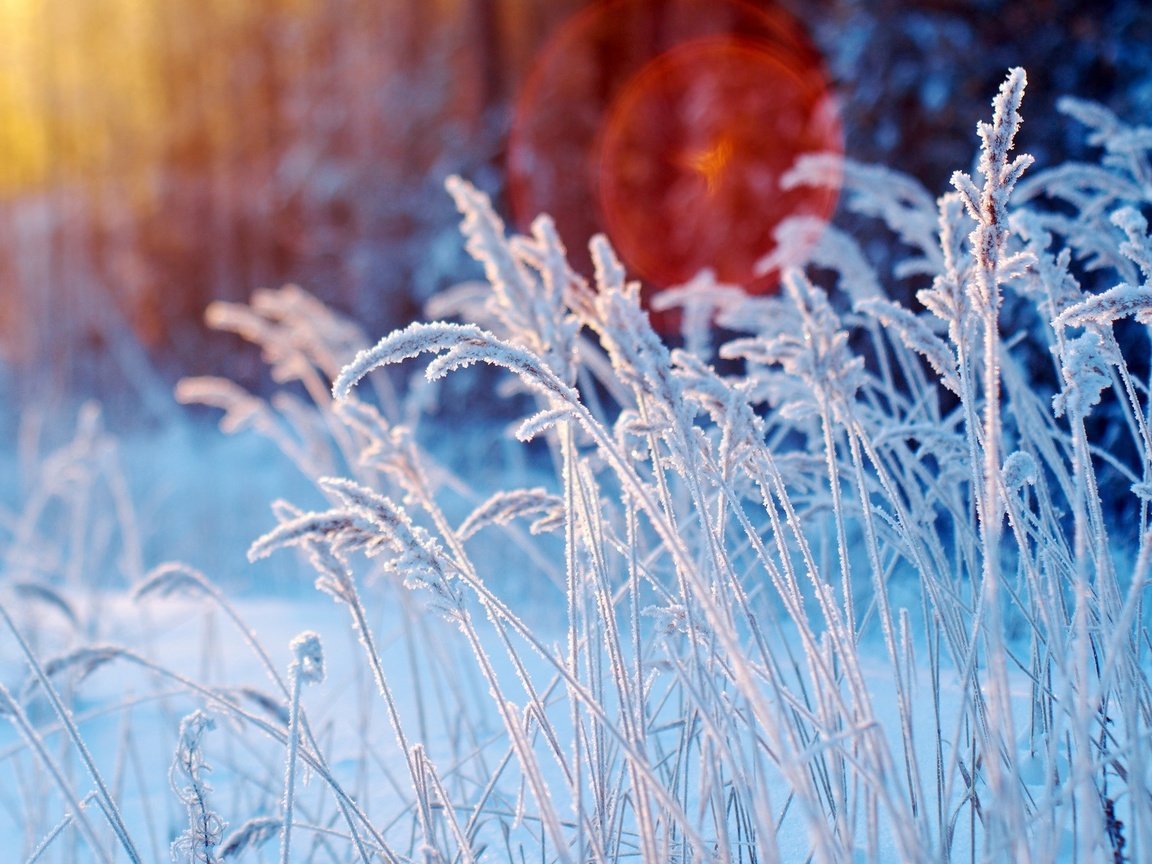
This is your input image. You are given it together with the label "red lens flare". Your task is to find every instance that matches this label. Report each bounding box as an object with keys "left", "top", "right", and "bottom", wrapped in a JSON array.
[{"left": 508, "top": 0, "right": 842, "bottom": 328}]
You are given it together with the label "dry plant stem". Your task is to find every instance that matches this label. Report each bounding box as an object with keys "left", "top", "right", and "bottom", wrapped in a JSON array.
[
  {"left": 950, "top": 67, "right": 1032, "bottom": 859},
  {"left": 25, "top": 808, "right": 77, "bottom": 864},
  {"left": 135, "top": 566, "right": 378, "bottom": 863},
  {"left": 384, "top": 397, "right": 658, "bottom": 860},
  {"left": 104, "top": 647, "right": 397, "bottom": 861},
  {"left": 0, "top": 603, "right": 142, "bottom": 864},
  {"left": 413, "top": 745, "right": 477, "bottom": 864},
  {"left": 396, "top": 437, "right": 556, "bottom": 763},
  {"left": 441, "top": 562, "right": 714, "bottom": 855},
  {"left": 844, "top": 422, "right": 928, "bottom": 834},
  {"left": 327, "top": 583, "right": 439, "bottom": 855},
  {"left": 565, "top": 427, "right": 658, "bottom": 864},
  {"left": 341, "top": 323, "right": 908, "bottom": 855},
  {"left": 1070, "top": 417, "right": 1108, "bottom": 862},
  {"left": 0, "top": 685, "right": 113, "bottom": 864},
  {"left": 461, "top": 623, "right": 574, "bottom": 864},
  {"left": 280, "top": 667, "right": 304, "bottom": 864},
  {"left": 94, "top": 68, "right": 1152, "bottom": 861},
  {"left": 845, "top": 425, "right": 994, "bottom": 850},
  {"left": 140, "top": 565, "right": 291, "bottom": 695},
  {"left": 1098, "top": 530, "right": 1152, "bottom": 693},
  {"left": 385, "top": 440, "right": 599, "bottom": 858},
  {"left": 562, "top": 423, "right": 587, "bottom": 863},
  {"left": 296, "top": 358, "right": 361, "bottom": 472}
]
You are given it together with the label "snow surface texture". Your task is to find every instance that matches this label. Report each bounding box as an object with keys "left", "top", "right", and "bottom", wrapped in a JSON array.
[{"left": 1, "top": 68, "right": 1151, "bottom": 863}]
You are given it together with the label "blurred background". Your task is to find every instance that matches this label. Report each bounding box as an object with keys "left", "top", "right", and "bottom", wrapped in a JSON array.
[{"left": 0, "top": 0, "right": 1149, "bottom": 429}]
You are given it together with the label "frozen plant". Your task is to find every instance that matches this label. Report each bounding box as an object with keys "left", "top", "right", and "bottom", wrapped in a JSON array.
[
  {"left": 169, "top": 710, "right": 224, "bottom": 864},
  {"left": 2, "top": 67, "right": 1149, "bottom": 864},
  {"left": 280, "top": 631, "right": 324, "bottom": 864}
]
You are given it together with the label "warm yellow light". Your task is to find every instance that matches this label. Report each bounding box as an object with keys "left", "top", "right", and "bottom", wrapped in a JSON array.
[
  {"left": 680, "top": 136, "right": 735, "bottom": 196},
  {"left": 0, "top": 0, "right": 169, "bottom": 195}
]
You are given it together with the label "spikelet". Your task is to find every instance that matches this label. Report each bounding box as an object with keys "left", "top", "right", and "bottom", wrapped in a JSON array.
[
  {"left": 458, "top": 488, "right": 565, "bottom": 540},
  {"left": 289, "top": 631, "right": 325, "bottom": 685},
  {"left": 219, "top": 817, "right": 281, "bottom": 860}
]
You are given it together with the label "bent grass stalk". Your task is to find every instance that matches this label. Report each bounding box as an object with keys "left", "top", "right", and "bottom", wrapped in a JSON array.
[
  {"left": 0, "top": 683, "right": 113, "bottom": 864},
  {"left": 4, "top": 68, "right": 1147, "bottom": 864},
  {"left": 0, "top": 602, "right": 142, "bottom": 864},
  {"left": 59, "top": 643, "right": 398, "bottom": 862},
  {"left": 280, "top": 631, "right": 324, "bottom": 864},
  {"left": 133, "top": 563, "right": 381, "bottom": 862}
]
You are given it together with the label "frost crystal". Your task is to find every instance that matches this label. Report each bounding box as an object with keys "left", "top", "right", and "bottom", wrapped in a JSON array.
[
  {"left": 1053, "top": 331, "right": 1112, "bottom": 418},
  {"left": 170, "top": 711, "right": 225, "bottom": 864},
  {"left": 290, "top": 631, "right": 325, "bottom": 685},
  {"left": 1002, "top": 451, "right": 1038, "bottom": 489}
]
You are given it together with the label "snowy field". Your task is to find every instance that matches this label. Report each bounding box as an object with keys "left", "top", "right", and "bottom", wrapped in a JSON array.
[
  {"left": 1, "top": 69, "right": 1151, "bottom": 863},
  {"left": 0, "top": 586, "right": 1004, "bottom": 863}
]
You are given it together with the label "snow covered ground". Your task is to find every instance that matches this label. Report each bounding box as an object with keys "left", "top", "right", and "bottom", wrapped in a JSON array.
[{"left": 0, "top": 567, "right": 1003, "bottom": 864}]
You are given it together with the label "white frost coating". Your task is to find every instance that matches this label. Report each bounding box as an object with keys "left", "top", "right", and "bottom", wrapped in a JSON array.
[
  {"left": 170, "top": 711, "right": 225, "bottom": 864},
  {"left": 1002, "top": 450, "right": 1038, "bottom": 489},
  {"left": 785, "top": 153, "right": 941, "bottom": 266},
  {"left": 1055, "top": 284, "right": 1152, "bottom": 328},
  {"left": 248, "top": 508, "right": 357, "bottom": 562},
  {"left": 289, "top": 630, "right": 325, "bottom": 684},
  {"left": 589, "top": 233, "right": 627, "bottom": 298},
  {"left": 857, "top": 297, "right": 960, "bottom": 393},
  {"left": 951, "top": 66, "right": 1033, "bottom": 312},
  {"left": 332, "top": 322, "right": 491, "bottom": 398},
  {"left": 515, "top": 406, "right": 576, "bottom": 442},
  {"left": 457, "top": 487, "right": 564, "bottom": 540},
  {"left": 8, "top": 68, "right": 1152, "bottom": 864},
  {"left": 1113, "top": 206, "right": 1152, "bottom": 286},
  {"left": 1054, "top": 330, "right": 1112, "bottom": 418}
]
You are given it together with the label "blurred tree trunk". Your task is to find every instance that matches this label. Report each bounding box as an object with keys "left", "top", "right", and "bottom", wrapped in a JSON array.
[{"left": 473, "top": 0, "right": 505, "bottom": 110}]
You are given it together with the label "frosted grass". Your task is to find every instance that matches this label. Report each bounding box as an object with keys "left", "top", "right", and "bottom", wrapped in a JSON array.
[{"left": 1, "top": 68, "right": 1150, "bottom": 863}]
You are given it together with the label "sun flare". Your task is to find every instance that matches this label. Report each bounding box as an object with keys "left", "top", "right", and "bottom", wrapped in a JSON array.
[{"left": 681, "top": 135, "right": 735, "bottom": 195}]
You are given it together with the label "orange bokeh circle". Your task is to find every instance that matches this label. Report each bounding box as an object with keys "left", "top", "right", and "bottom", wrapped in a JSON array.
[
  {"left": 598, "top": 35, "right": 840, "bottom": 291},
  {"left": 508, "top": 0, "right": 842, "bottom": 318}
]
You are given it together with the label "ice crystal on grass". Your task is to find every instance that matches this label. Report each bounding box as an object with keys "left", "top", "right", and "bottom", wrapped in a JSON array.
[
  {"left": 1113, "top": 206, "right": 1152, "bottom": 283},
  {"left": 170, "top": 711, "right": 224, "bottom": 864},
  {"left": 1053, "top": 330, "right": 1113, "bottom": 418},
  {"left": 289, "top": 631, "right": 325, "bottom": 685},
  {"left": 458, "top": 487, "right": 565, "bottom": 539},
  {"left": 951, "top": 68, "right": 1033, "bottom": 304},
  {"left": 650, "top": 269, "right": 745, "bottom": 360},
  {"left": 334, "top": 322, "right": 582, "bottom": 414},
  {"left": 857, "top": 296, "right": 960, "bottom": 393},
  {"left": 786, "top": 154, "right": 941, "bottom": 268},
  {"left": 1056, "top": 283, "right": 1152, "bottom": 328},
  {"left": 123, "top": 65, "right": 1152, "bottom": 864},
  {"left": 722, "top": 270, "right": 864, "bottom": 421},
  {"left": 447, "top": 176, "right": 582, "bottom": 384},
  {"left": 206, "top": 284, "right": 368, "bottom": 385},
  {"left": 12, "top": 67, "right": 1152, "bottom": 864},
  {"left": 1002, "top": 450, "right": 1038, "bottom": 489}
]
